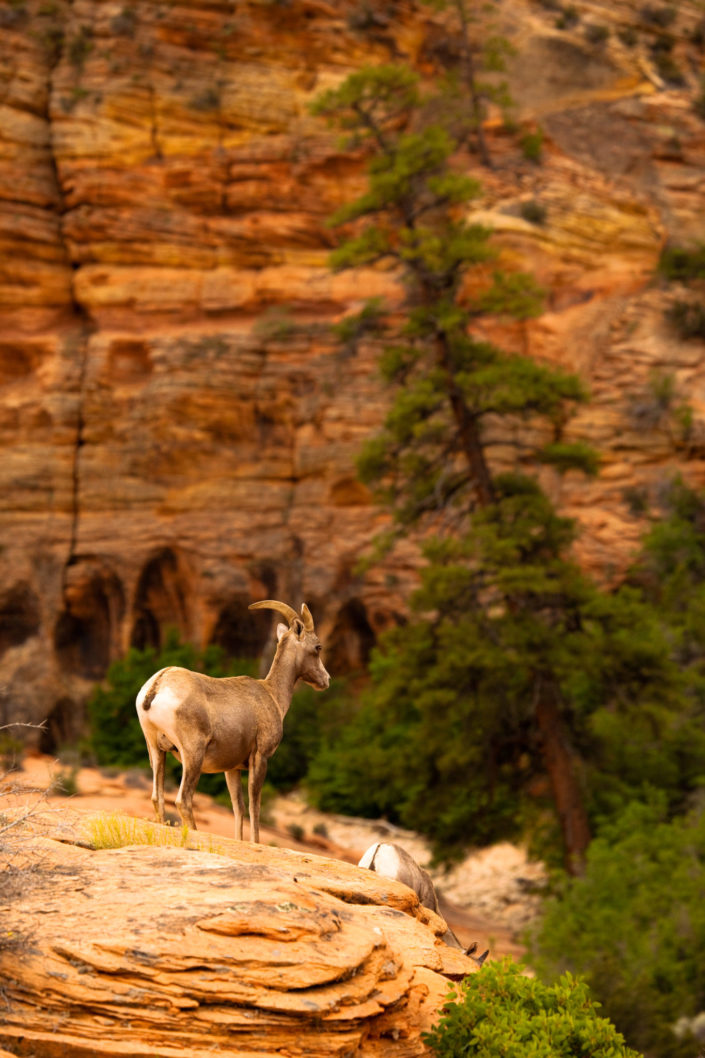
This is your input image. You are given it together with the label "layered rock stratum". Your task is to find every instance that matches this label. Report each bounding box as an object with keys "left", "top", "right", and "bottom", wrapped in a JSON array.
[
  {"left": 2, "top": 0, "right": 705, "bottom": 734},
  {"left": 0, "top": 805, "right": 478, "bottom": 1057}
]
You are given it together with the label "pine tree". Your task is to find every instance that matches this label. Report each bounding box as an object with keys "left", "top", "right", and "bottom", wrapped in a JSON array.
[{"left": 313, "top": 63, "right": 599, "bottom": 872}]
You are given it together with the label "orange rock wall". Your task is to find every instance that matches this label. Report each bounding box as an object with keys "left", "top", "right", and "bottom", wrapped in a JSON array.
[{"left": 2, "top": 0, "right": 705, "bottom": 736}]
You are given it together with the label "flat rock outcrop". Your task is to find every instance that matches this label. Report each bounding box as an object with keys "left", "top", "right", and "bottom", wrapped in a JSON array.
[{"left": 0, "top": 808, "right": 478, "bottom": 1057}]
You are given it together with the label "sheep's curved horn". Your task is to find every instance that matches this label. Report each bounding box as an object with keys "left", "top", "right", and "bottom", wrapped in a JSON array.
[
  {"left": 249, "top": 599, "right": 300, "bottom": 626},
  {"left": 301, "top": 603, "right": 314, "bottom": 631}
]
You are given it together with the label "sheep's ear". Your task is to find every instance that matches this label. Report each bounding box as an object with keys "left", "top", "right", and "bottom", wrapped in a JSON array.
[
  {"left": 293, "top": 619, "right": 304, "bottom": 638},
  {"left": 276, "top": 623, "right": 288, "bottom": 642}
]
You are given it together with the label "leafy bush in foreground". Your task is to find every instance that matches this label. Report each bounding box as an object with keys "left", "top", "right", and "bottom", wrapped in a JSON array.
[{"left": 424, "top": 958, "right": 640, "bottom": 1058}]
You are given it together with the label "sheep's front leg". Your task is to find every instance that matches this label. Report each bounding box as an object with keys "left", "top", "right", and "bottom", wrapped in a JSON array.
[
  {"left": 247, "top": 751, "right": 268, "bottom": 844},
  {"left": 174, "top": 744, "right": 204, "bottom": 830},
  {"left": 225, "top": 767, "right": 246, "bottom": 841}
]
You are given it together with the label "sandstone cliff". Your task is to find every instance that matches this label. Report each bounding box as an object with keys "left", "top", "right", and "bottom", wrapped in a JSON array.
[
  {"left": 2, "top": 0, "right": 705, "bottom": 736},
  {"left": 0, "top": 806, "right": 478, "bottom": 1056}
]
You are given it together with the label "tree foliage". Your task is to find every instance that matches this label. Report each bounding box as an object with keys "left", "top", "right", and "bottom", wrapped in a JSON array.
[
  {"left": 528, "top": 798, "right": 705, "bottom": 1058},
  {"left": 312, "top": 54, "right": 602, "bottom": 872},
  {"left": 310, "top": 36, "right": 705, "bottom": 877}
]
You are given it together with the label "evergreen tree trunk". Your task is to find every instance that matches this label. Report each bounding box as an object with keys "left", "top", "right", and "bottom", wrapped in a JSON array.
[
  {"left": 533, "top": 676, "right": 591, "bottom": 875},
  {"left": 435, "top": 333, "right": 495, "bottom": 505},
  {"left": 435, "top": 316, "right": 591, "bottom": 870},
  {"left": 452, "top": 0, "right": 493, "bottom": 167}
]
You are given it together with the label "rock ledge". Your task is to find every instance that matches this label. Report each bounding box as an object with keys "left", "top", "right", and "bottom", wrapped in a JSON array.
[{"left": 0, "top": 809, "right": 477, "bottom": 1057}]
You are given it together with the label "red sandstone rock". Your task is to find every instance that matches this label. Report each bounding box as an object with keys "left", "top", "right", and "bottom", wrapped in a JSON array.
[{"left": 0, "top": 808, "right": 477, "bottom": 1056}]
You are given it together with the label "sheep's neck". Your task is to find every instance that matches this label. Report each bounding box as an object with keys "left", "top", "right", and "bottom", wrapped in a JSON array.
[{"left": 263, "top": 649, "right": 298, "bottom": 717}]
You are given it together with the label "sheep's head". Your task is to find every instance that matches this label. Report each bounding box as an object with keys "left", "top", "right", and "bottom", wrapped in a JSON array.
[{"left": 249, "top": 599, "right": 330, "bottom": 690}]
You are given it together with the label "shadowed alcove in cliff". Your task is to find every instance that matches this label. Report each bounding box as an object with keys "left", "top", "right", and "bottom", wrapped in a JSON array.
[
  {"left": 325, "top": 598, "right": 376, "bottom": 676},
  {"left": 210, "top": 592, "right": 272, "bottom": 660},
  {"left": 54, "top": 559, "right": 125, "bottom": 679},
  {"left": 131, "top": 547, "right": 192, "bottom": 650},
  {"left": 38, "top": 696, "right": 81, "bottom": 755},
  {"left": 0, "top": 582, "right": 40, "bottom": 656}
]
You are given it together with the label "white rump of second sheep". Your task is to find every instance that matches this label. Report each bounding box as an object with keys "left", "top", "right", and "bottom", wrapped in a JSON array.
[{"left": 358, "top": 842, "right": 489, "bottom": 967}]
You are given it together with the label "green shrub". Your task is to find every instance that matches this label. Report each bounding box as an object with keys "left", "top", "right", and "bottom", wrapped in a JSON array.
[
  {"left": 50, "top": 767, "right": 79, "bottom": 797},
  {"left": 67, "top": 25, "right": 93, "bottom": 69},
  {"left": 528, "top": 799, "right": 705, "bottom": 1058},
  {"left": 424, "top": 958, "right": 640, "bottom": 1058},
  {"left": 287, "top": 822, "right": 305, "bottom": 842},
  {"left": 87, "top": 632, "right": 250, "bottom": 801},
  {"left": 618, "top": 26, "right": 638, "bottom": 47},
  {"left": 623, "top": 485, "right": 649, "bottom": 517},
  {"left": 666, "top": 299, "right": 705, "bottom": 340},
  {"left": 520, "top": 127, "right": 544, "bottom": 162},
  {"left": 653, "top": 50, "right": 685, "bottom": 87},
  {"left": 520, "top": 199, "right": 547, "bottom": 225},
  {"left": 658, "top": 243, "right": 705, "bottom": 282},
  {"left": 584, "top": 22, "right": 609, "bottom": 45},
  {"left": 265, "top": 678, "right": 352, "bottom": 791},
  {"left": 639, "top": 3, "right": 677, "bottom": 29},
  {"left": 691, "top": 20, "right": 705, "bottom": 50},
  {"left": 110, "top": 7, "right": 137, "bottom": 34},
  {"left": 555, "top": 4, "right": 579, "bottom": 29},
  {"left": 88, "top": 631, "right": 236, "bottom": 770}
]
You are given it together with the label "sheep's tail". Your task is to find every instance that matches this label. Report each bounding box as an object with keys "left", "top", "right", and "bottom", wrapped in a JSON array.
[{"left": 139, "top": 671, "right": 165, "bottom": 712}]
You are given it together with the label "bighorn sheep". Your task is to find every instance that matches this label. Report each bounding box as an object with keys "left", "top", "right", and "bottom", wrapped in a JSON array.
[
  {"left": 136, "top": 600, "right": 330, "bottom": 842},
  {"left": 358, "top": 842, "right": 489, "bottom": 966}
]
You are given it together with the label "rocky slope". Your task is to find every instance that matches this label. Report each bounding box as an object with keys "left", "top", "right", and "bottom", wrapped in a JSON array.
[
  {"left": 0, "top": 802, "right": 480, "bottom": 1057},
  {"left": 2, "top": 0, "right": 705, "bottom": 735}
]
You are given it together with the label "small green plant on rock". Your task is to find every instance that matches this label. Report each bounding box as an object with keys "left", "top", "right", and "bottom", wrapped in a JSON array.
[
  {"left": 659, "top": 243, "right": 705, "bottom": 282},
  {"left": 584, "top": 22, "right": 609, "bottom": 45},
  {"left": 520, "top": 126, "right": 544, "bottom": 162},
  {"left": 520, "top": 199, "right": 547, "bottom": 224},
  {"left": 423, "top": 958, "right": 641, "bottom": 1058},
  {"left": 555, "top": 4, "right": 579, "bottom": 29},
  {"left": 665, "top": 299, "right": 705, "bottom": 341}
]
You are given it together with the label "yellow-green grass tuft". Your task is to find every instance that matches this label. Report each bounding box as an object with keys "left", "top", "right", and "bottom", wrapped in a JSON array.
[
  {"left": 87, "top": 813, "right": 191, "bottom": 850},
  {"left": 86, "top": 812, "right": 227, "bottom": 856}
]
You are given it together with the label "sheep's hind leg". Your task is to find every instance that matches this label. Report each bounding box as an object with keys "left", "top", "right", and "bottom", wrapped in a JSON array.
[
  {"left": 174, "top": 745, "right": 204, "bottom": 831},
  {"left": 147, "top": 742, "right": 166, "bottom": 823},
  {"left": 225, "top": 768, "right": 246, "bottom": 841}
]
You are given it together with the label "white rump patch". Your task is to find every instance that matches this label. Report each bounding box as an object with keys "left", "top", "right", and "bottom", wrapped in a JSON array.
[
  {"left": 358, "top": 843, "right": 402, "bottom": 880},
  {"left": 149, "top": 684, "right": 182, "bottom": 714},
  {"left": 357, "top": 843, "right": 380, "bottom": 869}
]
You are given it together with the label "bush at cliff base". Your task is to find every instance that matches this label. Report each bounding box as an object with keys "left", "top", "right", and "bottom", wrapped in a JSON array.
[
  {"left": 423, "top": 958, "right": 641, "bottom": 1058},
  {"left": 527, "top": 797, "right": 705, "bottom": 1058}
]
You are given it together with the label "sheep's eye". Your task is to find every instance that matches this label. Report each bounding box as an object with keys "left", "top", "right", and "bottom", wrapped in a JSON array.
[{"left": 315, "top": 644, "right": 322, "bottom": 654}]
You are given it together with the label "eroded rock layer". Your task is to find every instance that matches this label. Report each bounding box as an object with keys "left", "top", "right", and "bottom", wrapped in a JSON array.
[{"left": 0, "top": 809, "right": 476, "bottom": 1056}]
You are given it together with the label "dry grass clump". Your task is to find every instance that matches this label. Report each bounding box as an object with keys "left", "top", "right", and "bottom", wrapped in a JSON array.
[
  {"left": 88, "top": 813, "right": 191, "bottom": 849},
  {"left": 86, "top": 812, "right": 226, "bottom": 856}
]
